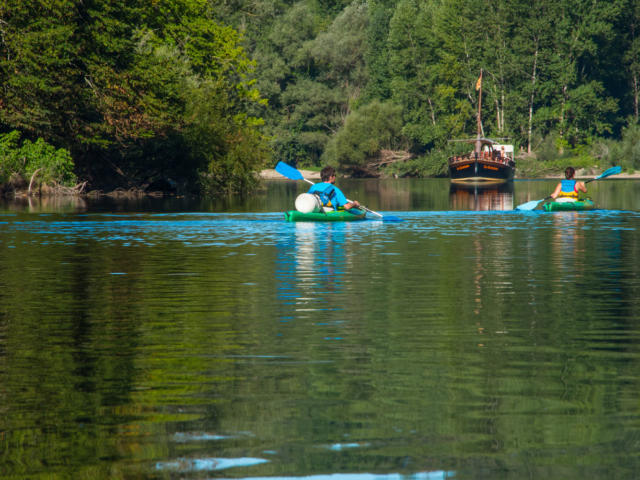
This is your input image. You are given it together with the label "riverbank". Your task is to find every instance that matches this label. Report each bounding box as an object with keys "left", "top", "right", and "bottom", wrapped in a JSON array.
[
  {"left": 6, "top": 168, "right": 638, "bottom": 199},
  {"left": 260, "top": 169, "right": 321, "bottom": 180},
  {"left": 540, "top": 168, "right": 640, "bottom": 179},
  {"left": 260, "top": 168, "right": 640, "bottom": 180}
]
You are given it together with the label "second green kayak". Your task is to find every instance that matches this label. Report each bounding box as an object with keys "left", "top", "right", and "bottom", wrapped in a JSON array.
[
  {"left": 543, "top": 199, "right": 595, "bottom": 211},
  {"left": 284, "top": 209, "right": 366, "bottom": 222}
]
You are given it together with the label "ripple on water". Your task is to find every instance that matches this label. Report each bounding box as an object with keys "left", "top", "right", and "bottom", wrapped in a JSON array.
[{"left": 155, "top": 457, "right": 269, "bottom": 472}]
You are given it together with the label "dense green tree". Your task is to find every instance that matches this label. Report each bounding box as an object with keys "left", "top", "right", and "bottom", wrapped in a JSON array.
[
  {"left": 322, "top": 100, "right": 403, "bottom": 170},
  {"left": 251, "top": 1, "right": 325, "bottom": 165},
  {"left": 545, "top": 0, "right": 620, "bottom": 145},
  {"left": 257, "top": 1, "right": 370, "bottom": 166},
  {"left": 620, "top": 0, "right": 640, "bottom": 123},
  {"left": 0, "top": 0, "right": 268, "bottom": 194},
  {"left": 0, "top": 1, "right": 81, "bottom": 144},
  {"left": 362, "top": 0, "right": 395, "bottom": 101},
  {"left": 3, "top": 0, "right": 640, "bottom": 186},
  {"left": 307, "top": 1, "right": 368, "bottom": 89}
]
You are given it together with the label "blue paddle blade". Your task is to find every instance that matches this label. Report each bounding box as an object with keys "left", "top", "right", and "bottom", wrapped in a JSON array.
[
  {"left": 596, "top": 165, "right": 621, "bottom": 179},
  {"left": 368, "top": 215, "right": 403, "bottom": 222},
  {"left": 360, "top": 205, "right": 403, "bottom": 222},
  {"left": 275, "top": 161, "right": 304, "bottom": 181},
  {"left": 515, "top": 198, "right": 545, "bottom": 211}
]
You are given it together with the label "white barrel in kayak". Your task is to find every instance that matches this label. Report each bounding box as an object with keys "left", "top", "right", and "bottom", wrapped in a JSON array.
[{"left": 295, "top": 193, "right": 322, "bottom": 213}]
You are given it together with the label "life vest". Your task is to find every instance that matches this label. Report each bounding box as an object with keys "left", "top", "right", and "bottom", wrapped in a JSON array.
[
  {"left": 313, "top": 184, "right": 337, "bottom": 209},
  {"left": 558, "top": 179, "right": 578, "bottom": 199}
]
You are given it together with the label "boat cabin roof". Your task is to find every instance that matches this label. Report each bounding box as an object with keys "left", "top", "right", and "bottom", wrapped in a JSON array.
[{"left": 451, "top": 137, "right": 513, "bottom": 154}]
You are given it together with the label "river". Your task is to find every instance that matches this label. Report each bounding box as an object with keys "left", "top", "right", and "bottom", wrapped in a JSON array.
[{"left": 1, "top": 178, "right": 640, "bottom": 479}]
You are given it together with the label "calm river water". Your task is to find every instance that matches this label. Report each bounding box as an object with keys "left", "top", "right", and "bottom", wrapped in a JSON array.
[{"left": 2, "top": 178, "right": 640, "bottom": 480}]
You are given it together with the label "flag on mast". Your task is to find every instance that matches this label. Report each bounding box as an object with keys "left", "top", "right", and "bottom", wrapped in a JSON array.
[{"left": 475, "top": 71, "right": 482, "bottom": 91}]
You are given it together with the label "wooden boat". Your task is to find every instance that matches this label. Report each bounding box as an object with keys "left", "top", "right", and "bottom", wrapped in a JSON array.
[
  {"left": 449, "top": 139, "right": 516, "bottom": 184},
  {"left": 448, "top": 70, "right": 516, "bottom": 184},
  {"left": 284, "top": 209, "right": 367, "bottom": 222},
  {"left": 543, "top": 199, "right": 595, "bottom": 212}
]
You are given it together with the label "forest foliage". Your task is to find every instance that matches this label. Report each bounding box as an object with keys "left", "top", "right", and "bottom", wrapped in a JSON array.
[
  {"left": 0, "top": 0, "right": 268, "bottom": 194},
  {"left": 2, "top": 0, "right": 640, "bottom": 194},
  {"left": 220, "top": 0, "right": 640, "bottom": 175}
]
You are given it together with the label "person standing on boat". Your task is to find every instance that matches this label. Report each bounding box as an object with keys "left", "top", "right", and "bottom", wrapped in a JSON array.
[
  {"left": 550, "top": 167, "right": 587, "bottom": 203},
  {"left": 308, "top": 166, "right": 360, "bottom": 211}
]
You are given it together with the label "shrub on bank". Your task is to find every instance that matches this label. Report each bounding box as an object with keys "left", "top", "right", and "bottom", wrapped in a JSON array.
[
  {"left": 0, "top": 131, "right": 76, "bottom": 192},
  {"left": 384, "top": 151, "right": 449, "bottom": 177},
  {"left": 599, "top": 123, "right": 640, "bottom": 172}
]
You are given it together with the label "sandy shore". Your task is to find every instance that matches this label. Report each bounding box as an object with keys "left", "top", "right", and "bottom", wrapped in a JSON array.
[
  {"left": 260, "top": 169, "right": 321, "bottom": 180},
  {"left": 542, "top": 168, "right": 640, "bottom": 179}
]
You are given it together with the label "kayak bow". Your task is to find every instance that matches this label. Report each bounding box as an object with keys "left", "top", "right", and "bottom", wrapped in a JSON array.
[{"left": 543, "top": 199, "right": 595, "bottom": 211}]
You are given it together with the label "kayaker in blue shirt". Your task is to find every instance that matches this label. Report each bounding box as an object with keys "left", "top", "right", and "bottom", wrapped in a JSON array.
[
  {"left": 550, "top": 166, "right": 587, "bottom": 202},
  {"left": 308, "top": 166, "right": 360, "bottom": 211}
]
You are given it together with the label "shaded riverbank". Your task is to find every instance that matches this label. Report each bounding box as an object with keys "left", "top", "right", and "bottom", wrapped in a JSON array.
[{"left": 260, "top": 167, "right": 640, "bottom": 180}]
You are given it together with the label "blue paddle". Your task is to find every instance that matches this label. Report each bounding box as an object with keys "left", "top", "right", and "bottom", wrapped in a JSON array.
[
  {"left": 274, "top": 162, "right": 403, "bottom": 222},
  {"left": 275, "top": 161, "right": 314, "bottom": 186},
  {"left": 515, "top": 166, "right": 622, "bottom": 211}
]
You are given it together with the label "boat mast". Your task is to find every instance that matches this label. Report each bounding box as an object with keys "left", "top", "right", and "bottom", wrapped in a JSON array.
[{"left": 475, "top": 69, "right": 483, "bottom": 154}]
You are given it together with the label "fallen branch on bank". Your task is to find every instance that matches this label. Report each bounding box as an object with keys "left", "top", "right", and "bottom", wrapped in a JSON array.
[
  {"left": 28, "top": 168, "right": 42, "bottom": 195},
  {"left": 345, "top": 149, "right": 414, "bottom": 177},
  {"left": 366, "top": 149, "right": 413, "bottom": 169}
]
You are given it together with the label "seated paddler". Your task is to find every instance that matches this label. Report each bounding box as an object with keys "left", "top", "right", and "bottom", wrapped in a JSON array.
[
  {"left": 308, "top": 166, "right": 361, "bottom": 212},
  {"left": 550, "top": 166, "right": 587, "bottom": 203}
]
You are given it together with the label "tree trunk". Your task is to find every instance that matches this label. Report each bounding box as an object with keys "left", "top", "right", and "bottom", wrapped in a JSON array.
[
  {"left": 527, "top": 43, "right": 538, "bottom": 154},
  {"left": 427, "top": 97, "right": 436, "bottom": 125},
  {"left": 559, "top": 84, "right": 567, "bottom": 154},
  {"left": 634, "top": 72, "right": 639, "bottom": 122},
  {"left": 501, "top": 89, "right": 506, "bottom": 132}
]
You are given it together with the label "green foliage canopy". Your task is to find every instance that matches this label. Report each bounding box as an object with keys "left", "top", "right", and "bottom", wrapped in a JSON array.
[
  {"left": 218, "top": 0, "right": 640, "bottom": 174},
  {"left": 3, "top": 0, "right": 640, "bottom": 188},
  {"left": 0, "top": 0, "right": 268, "bottom": 194},
  {"left": 322, "top": 100, "right": 403, "bottom": 169}
]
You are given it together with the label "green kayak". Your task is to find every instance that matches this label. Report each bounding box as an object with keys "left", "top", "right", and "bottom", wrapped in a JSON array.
[
  {"left": 284, "top": 209, "right": 366, "bottom": 222},
  {"left": 543, "top": 199, "right": 595, "bottom": 211}
]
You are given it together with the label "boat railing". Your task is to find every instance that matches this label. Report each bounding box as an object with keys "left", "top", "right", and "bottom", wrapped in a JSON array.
[{"left": 449, "top": 151, "right": 512, "bottom": 165}]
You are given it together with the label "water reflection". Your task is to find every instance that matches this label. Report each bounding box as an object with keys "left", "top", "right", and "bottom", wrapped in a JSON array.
[
  {"left": 275, "top": 222, "right": 353, "bottom": 338},
  {"left": 156, "top": 456, "right": 269, "bottom": 472},
  {"left": 551, "top": 212, "right": 586, "bottom": 286},
  {"left": 277, "top": 222, "right": 350, "bottom": 295},
  {"left": 3, "top": 200, "right": 640, "bottom": 480},
  {"left": 2, "top": 177, "right": 640, "bottom": 215},
  {"left": 3, "top": 194, "right": 89, "bottom": 213},
  {"left": 217, "top": 473, "right": 455, "bottom": 480},
  {"left": 449, "top": 183, "right": 514, "bottom": 211}
]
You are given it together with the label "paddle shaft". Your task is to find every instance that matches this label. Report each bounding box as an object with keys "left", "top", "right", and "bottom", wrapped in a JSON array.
[{"left": 358, "top": 205, "right": 383, "bottom": 218}]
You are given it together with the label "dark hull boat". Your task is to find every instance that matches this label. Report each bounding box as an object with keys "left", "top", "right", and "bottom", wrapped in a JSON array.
[
  {"left": 449, "top": 142, "right": 516, "bottom": 184},
  {"left": 448, "top": 69, "right": 516, "bottom": 185}
]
